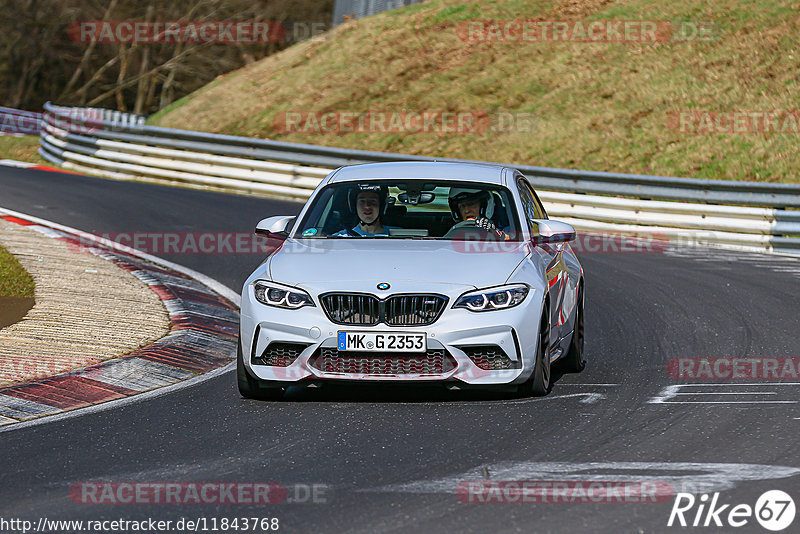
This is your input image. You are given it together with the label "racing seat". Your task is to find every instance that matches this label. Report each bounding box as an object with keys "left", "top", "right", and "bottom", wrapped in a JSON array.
[
  {"left": 322, "top": 190, "right": 353, "bottom": 234},
  {"left": 491, "top": 192, "right": 510, "bottom": 230}
]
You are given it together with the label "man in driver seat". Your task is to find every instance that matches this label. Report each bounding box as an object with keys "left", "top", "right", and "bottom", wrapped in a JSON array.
[
  {"left": 448, "top": 188, "right": 511, "bottom": 240},
  {"left": 334, "top": 184, "right": 398, "bottom": 236}
]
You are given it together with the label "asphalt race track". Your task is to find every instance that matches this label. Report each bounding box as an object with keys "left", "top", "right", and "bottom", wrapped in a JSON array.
[{"left": 1, "top": 167, "right": 799, "bottom": 533}]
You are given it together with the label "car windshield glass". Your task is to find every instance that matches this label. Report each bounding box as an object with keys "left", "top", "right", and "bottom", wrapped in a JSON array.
[{"left": 295, "top": 180, "right": 521, "bottom": 240}]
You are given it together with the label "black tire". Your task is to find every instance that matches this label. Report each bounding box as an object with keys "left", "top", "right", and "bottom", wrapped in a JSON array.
[
  {"left": 237, "top": 338, "right": 286, "bottom": 400},
  {"left": 558, "top": 285, "right": 585, "bottom": 373},
  {"left": 517, "top": 311, "right": 551, "bottom": 397}
]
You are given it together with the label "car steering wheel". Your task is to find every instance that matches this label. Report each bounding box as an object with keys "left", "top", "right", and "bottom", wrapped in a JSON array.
[
  {"left": 443, "top": 219, "right": 480, "bottom": 239},
  {"left": 450, "top": 219, "right": 478, "bottom": 230}
]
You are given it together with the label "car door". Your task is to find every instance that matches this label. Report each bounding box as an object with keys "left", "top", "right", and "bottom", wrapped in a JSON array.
[{"left": 516, "top": 175, "right": 569, "bottom": 349}]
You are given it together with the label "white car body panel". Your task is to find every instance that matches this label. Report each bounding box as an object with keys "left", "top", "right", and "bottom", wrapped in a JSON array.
[{"left": 239, "top": 162, "right": 583, "bottom": 390}]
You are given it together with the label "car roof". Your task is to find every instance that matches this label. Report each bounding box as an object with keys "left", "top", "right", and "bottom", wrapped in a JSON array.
[{"left": 327, "top": 161, "right": 510, "bottom": 185}]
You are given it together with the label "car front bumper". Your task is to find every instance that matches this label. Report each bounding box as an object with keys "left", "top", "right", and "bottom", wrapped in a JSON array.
[{"left": 240, "top": 285, "right": 543, "bottom": 386}]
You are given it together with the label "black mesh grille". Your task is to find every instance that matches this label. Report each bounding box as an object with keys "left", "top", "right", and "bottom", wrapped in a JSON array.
[
  {"left": 320, "top": 294, "right": 380, "bottom": 325},
  {"left": 460, "top": 345, "right": 520, "bottom": 370},
  {"left": 385, "top": 295, "right": 446, "bottom": 326},
  {"left": 252, "top": 342, "right": 309, "bottom": 367},
  {"left": 309, "top": 347, "right": 456, "bottom": 375},
  {"left": 320, "top": 293, "right": 447, "bottom": 326}
]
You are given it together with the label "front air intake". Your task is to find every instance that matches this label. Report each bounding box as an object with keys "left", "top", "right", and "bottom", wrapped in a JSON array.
[
  {"left": 252, "top": 342, "right": 309, "bottom": 367},
  {"left": 460, "top": 345, "right": 520, "bottom": 370},
  {"left": 309, "top": 347, "right": 456, "bottom": 375}
]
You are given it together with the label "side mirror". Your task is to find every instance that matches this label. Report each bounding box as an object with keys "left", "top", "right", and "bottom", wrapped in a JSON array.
[
  {"left": 531, "top": 219, "right": 576, "bottom": 244},
  {"left": 255, "top": 216, "right": 295, "bottom": 239}
]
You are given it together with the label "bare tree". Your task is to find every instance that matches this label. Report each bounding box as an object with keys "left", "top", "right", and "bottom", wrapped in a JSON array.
[{"left": 0, "top": 0, "right": 334, "bottom": 113}]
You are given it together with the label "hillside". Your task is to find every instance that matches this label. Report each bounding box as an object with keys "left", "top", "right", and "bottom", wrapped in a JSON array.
[{"left": 149, "top": 0, "right": 800, "bottom": 183}]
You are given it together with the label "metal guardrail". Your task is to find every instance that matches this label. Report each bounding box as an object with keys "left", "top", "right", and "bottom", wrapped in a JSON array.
[
  {"left": 41, "top": 104, "right": 800, "bottom": 207},
  {"left": 35, "top": 102, "right": 800, "bottom": 255},
  {"left": 333, "top": 0, "right": 426, "bottom": 27},
  {"left": 0, "top": 106, "right": 43, "bottom": 135},
  {"left": 39, "top": 104, "right": 326, "bottom": 200}
]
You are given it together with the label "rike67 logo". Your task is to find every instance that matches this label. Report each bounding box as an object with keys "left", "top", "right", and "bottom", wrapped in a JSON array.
[{"left": 668, "top": 490, "right": 795, "bottom": 531}]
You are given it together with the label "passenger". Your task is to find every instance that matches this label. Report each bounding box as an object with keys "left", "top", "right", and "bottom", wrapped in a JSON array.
[{"left": 335, "top": 184, "right": 398, "bottom": 236}]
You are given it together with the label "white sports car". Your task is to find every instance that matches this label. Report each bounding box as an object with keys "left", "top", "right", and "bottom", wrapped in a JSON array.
[{"left": 238, "top": 162, "right": 584, "bottom": 399}]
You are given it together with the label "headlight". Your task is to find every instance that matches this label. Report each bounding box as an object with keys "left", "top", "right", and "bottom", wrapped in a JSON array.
[
  {"left": 453, "top": 284, "right": 530, "bottom": 312},
  {"left": 253, "top": 281, "right": 315, "bottom": 309}
]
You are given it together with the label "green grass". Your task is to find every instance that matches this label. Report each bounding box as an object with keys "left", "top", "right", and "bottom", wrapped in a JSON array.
[
  {"left": 431, "top": 3, "right": 483, "bottom": 22},
  {"left": 0, "top": 135, "right": 47, "bottom": 166},
  {"left": 149, "top": 0, "right": 800, "bottom": 183},
  {"left": 0, "top": 245, "right": 34, "bottom": 298}
]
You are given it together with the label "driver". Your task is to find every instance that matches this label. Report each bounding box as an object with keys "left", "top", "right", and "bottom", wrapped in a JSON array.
[
  {"left": 448, "top": 188, "right": 510, "bottom": 240},
  {"left": 334, "top": 184, "right": 397, "bottom": 236}
]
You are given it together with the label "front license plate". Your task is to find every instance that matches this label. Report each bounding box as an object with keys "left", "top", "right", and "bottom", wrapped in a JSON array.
[{"left": 337, "top": 331, "right": 427, "bottom": 352}]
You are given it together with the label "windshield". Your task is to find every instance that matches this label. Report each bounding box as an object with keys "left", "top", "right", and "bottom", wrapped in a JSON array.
[{"left": 294, "top": 180, "right": 521, "bottom": 240}]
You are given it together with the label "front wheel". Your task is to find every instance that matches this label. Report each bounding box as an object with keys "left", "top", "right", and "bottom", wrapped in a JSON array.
[
  {"left": 517, "top": 311, "right": 551, "bottom": 397},
  {"left": 237, "top": 338, "right": 286, "bottom": 400}
]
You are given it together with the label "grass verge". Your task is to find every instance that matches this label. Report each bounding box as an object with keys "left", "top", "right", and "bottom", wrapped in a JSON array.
[
  {"left": 150, "top": 0, "right": 800, "bottom": 183},
  {"left": 0, "top": 245, "right": 35, "bottom": 298},
  {"left": 0, "top": 135, "right": 47, "bottom": 166}
]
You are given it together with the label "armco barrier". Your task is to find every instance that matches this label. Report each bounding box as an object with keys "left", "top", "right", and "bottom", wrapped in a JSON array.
[
  {"left": 0, "top": 106, "right": 43, "bottom": 135},
  {"left": 34, "top": 103, "right": 800, "bottom": 255}
]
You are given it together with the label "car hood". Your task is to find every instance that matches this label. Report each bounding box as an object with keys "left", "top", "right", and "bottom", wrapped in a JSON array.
[{"left": 269, "top": 238, "right": 529, "bottom": 292}]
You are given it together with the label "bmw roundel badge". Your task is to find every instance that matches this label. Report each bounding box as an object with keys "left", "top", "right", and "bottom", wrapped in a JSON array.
[{"left": 377, "top": 282, "right": 391, "bottom": 290}]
